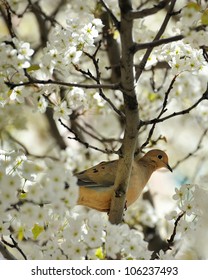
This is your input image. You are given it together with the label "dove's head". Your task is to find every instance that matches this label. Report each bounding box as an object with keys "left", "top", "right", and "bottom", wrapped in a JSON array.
[{"left": 143, "top": 149, "right": 172, "bottom": 172}]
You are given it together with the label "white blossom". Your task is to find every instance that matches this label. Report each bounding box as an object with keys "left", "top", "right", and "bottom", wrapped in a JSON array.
[{"left": 53, "top": 101, "right": 72, "bottom": 120}]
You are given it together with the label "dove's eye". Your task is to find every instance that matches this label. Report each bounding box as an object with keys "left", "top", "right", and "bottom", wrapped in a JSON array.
[{"left": 158, "top": 155, "right": 163, "bottom": 159}]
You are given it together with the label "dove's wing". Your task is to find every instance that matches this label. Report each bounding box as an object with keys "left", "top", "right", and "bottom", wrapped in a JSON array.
[{"left": 75, "top": 160, "right": 117, "bottom": 189}]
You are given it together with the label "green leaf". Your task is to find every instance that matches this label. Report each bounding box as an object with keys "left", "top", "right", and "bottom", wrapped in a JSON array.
[
  {"left": 186, "top": 2, "right": 200, "bottom": 11},
  {"left": 18, "top": 226, "right": 24, "bottom": 241},
  {"left": 201, "top": 9, "right": 208, "bottom": 25},
  {"left": 7, "top": 89, "right": 13, "bottom": 97},
  {"left": 27, "top": 64, "right": 40, "bottom": 72},
  {"left": 148, "top": 92, "right": 157, "bottom": 102},
  {"left": 32, "top": 224, "right": 44, "bottom": 240},
  {"left": 19, "top": 192, "right": 27, "bottom": 199},
  {"left": 95, "top": 247, "right": 104, "bottom": 259}
]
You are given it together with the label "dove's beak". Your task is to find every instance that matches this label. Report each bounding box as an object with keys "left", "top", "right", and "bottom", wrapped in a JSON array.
[{"left": 166, "top": 164, "right": 173, "bottom": 172}]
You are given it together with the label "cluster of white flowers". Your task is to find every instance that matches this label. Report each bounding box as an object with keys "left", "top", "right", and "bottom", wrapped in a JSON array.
[
  {"left": 134, "top": 1, "right": 208, "bottom": 123},
  {"left": 0, "top": 12, "right": 106, "bottom": 123},
  {"left": 160, "top": 41, "right": 208, "bottom": 122},
  {"left": 163, "top": 182, "right": 208, "bottom": 259},
  {"left": 0, "top": 39, "right": 34, "bottom": 106},
  {"left": 39, "top": 17, "right": 103, "bottom": 79},
  {"left": 137, "top": 40, "right": 208, "bottom": 122},
  {"left": 0, "top": 149, "right": 153, "bottom": 260},
  {"left": 124, "top": 197, "right": 158, "bottom": 229},
  {"left": 161, "top": 41, "right": 205, "bottom": 74},
  {"left": 0, "top": 149, "right": 78, "bottom": 229},
  {"left": 34, "top": 14, "right": 104, "bottom": 119},
  {"left": 105, "top": 221, "right": 151, "bottom": 260},
  {"left": 0, "top": 102, "right": 27, "bottom": 131},
  {"left": 176, "top": 3, "right": 208, "bottom": 49}
]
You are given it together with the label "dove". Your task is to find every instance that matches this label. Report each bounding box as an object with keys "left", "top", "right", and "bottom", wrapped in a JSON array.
[{"left": 76, "top": 149, "right": 172, "bottom": 212}]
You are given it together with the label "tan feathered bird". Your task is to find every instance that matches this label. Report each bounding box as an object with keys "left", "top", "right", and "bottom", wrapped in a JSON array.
[{"left": 76, "top": 149, "right": 172, "bottom": 212}]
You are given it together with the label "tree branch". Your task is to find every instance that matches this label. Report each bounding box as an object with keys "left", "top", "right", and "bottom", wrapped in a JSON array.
[
  {"left": 166, "top": 212, "right": 185, "bottom": 250},
  {"left": 135, "top": 0, "right": 178, "bottom": 81},
  {"left": 0, "top": 241, "right": 17, "bottom": 260},
  {"left": 109, "top": 0, "right": 139, "bottom": 224},
  {"left": 101, "top": 10, "right": 121, "bottom": 83},
  {"left": 132, "top": 34, "right": 183, "bottom": 53},
  {"left": 75, "top": 121, "right": 121, "bottom": 149},
  {"left": 2, "top": 236, "right": 27, "bottom": 260},
  {"left": 83, "top": 44, "right": 125, "bottom": 119},
  {"left": 0, "top": 0, "right": 16, "bottom": 38},
  {"left": 58, "top": 119, "right": 118, "bottom": 155},
  {"left": 5, "top": 77, "right": 119, "bottom": 91},
  {"left": 6, "top": 131, "right": 59, "bottom": 160},
  {"left": 139, "top": 74, "right": 178, "bottom": 151},
  {"left": 127, "top": 0, "right": 171, "bottom": 19},
  {"left": 143, "top": 84, "right": 208, "bottom": 125},
  {"left": 100, "top": 0, "right": 120, "bottom": 30},
  {"left": 172, "top": 127, "right": 208, "bottom": 169}
]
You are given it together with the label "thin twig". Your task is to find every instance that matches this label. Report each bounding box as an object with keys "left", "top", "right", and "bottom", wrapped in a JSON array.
[
  {"left": 166, "top": 212, "right": 185, "bottom": 250},
  {"left": 172, "top": 127, "right": 208, "bottom": 169},
  {"left": 76, "top": 122, "right": 120, "bottom": 147},
  {"left": 2, "top": 236, "right": 27, "bottom": 260},
  {"left": 0, "top": 241, "right": 17, "bottom": 260},
  {"left": 100, "top": 0, "right": 120, "bottom": 29},
  {"left": 28, "top": 0, "right": 59, "bottom": 26},
  {"left": 152, "top": 211, "right": 185, "bottom": 258},
  {"left": 135, "top": 0, "right": 178, "bottom": 81},
  {"left": 142, "top": 83, "right": 208, "bottom": 126},
  {"left": 84, "top": 44, "right": 125, "bottom": 119},
  {"left": 5, "top": 77, "right": 119, "bottom": 90},
  {"left": 139, "top": 75, "right": 178, "bottom": 150},
  {"left": 132, "top": 34, "right": 183, "bottom": 53},
  {"left": 59, "top": 119, "right": 118, "bottom": 155},
  {"left": 128, "top": 0, "right": 171, "bottom": 19},
  {"left": 0, "top": 0, "right": 16, "bottom": 37},
  {"left": 82, "top": 121, "right": 122, "bottom": 143},
  {"left": 6, "top": 132, "right": 59, "bottom": 161}
]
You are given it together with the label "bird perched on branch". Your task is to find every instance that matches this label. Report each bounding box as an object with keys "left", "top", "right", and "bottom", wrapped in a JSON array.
[{"left": 75, "top": 149, "right": 172, "bottom": 212}]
